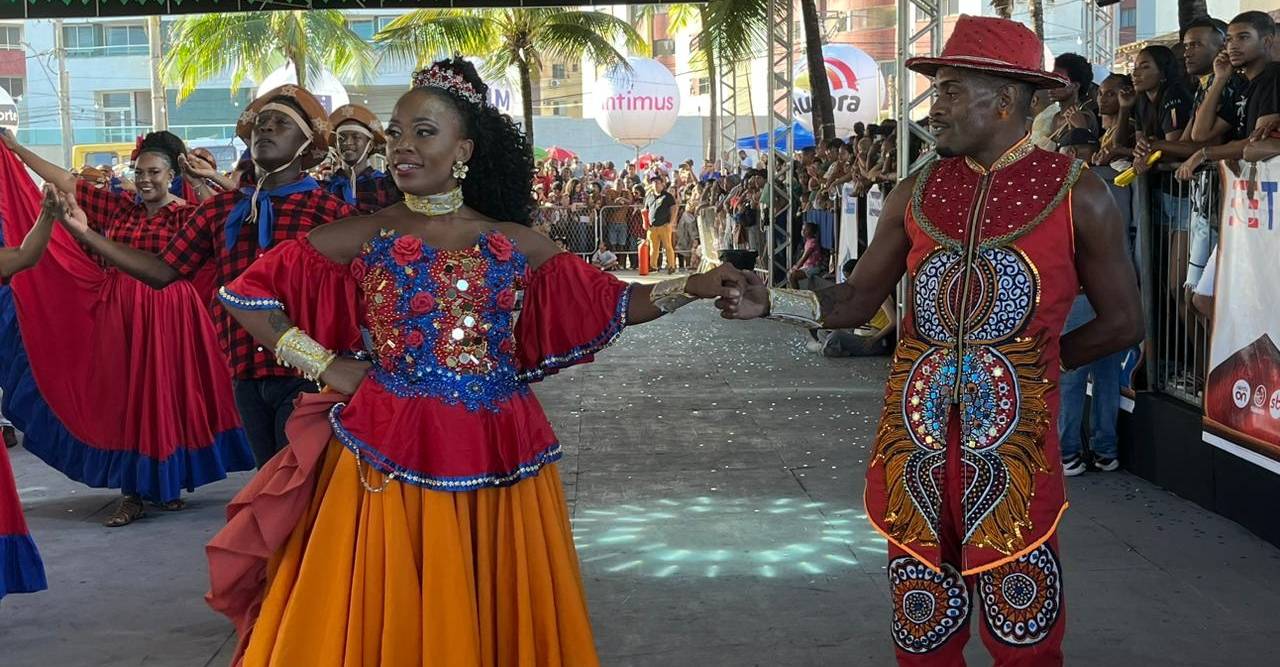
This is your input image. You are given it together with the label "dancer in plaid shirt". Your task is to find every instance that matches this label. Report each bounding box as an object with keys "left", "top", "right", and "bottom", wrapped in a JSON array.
[
  {"left": 321, "top": 104, "right": 402, "bottom": 214},
  {"left": 59, "top": 86, "right": 357, "bottom": 467},
  {"left": 0, "top": 129, "right": 254, "bottom": 526}
]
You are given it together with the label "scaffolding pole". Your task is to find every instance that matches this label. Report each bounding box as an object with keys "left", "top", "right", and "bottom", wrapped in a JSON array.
[
  {"left": 719, "top": 61, "right": 738, "bottom": 169},
  {"left": 896, "top": 0, "right": 942, "bottom": 180},
  {"left": 764, "top": 0, "right": 794, "bottom": 285},
  {"left": 1083, "top": 3, "right": 1117, "bottom": 72}
]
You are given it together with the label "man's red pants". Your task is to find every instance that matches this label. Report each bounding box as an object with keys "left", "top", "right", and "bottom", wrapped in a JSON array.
[{"left": 887, "top": 422, "right": 1066, "bottom": 666}]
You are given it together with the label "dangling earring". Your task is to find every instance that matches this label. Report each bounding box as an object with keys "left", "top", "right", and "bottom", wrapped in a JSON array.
[{"left": 452, "top": 160, "right": 469, "bottom": 181}]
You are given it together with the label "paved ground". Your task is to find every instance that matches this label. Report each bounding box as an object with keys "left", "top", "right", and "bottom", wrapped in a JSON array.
[{"left": 3, "top": 287, "right": 1280, "bottom": 666}]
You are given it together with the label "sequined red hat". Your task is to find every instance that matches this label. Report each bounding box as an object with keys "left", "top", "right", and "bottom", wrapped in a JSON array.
[{"left": 906, "top": 15, "right": 1067, "bottom": 90}]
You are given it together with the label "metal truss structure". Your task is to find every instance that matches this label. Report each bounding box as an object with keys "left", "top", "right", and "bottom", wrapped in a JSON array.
[
  {"left": 764, "top": 0, "right": 795, "bottom": 284},
  {"left": 1082, "top": 3, "right": 1117, "bottom": 72},
  {"left": 896, "top": 0, "right": 942, "bottom": 181}
]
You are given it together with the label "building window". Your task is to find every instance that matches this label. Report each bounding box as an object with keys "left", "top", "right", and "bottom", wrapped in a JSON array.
[
  {"left": 0, "top": 26, "right": 22, "bottom": 50},
  {"left": 692, "top": 77, "right": 710, "bottom": 95},
  {"left": 653, "top": 39, "right": 676, "bottom": 57},
  {"left": 1119, "top": 8, "right": 1137, "bottom": 29},
  {"left": 0, "top": 77, "right": 23, "bottom": 99},
  {"left": 551, "top": 64, "right": 566, "bottom": 80},
  {"left": 349, "top": 19, "right": 376, "bottom": 41},
  {"left": 549, "top": 101, "right": 568, "bottom": 117},
  {"left": 62, "top": 25, "right": 98, "bottom": 56},
  {"left": 104, "top": 24, "right": 148, "bottom": 56},
  {"left": 944, "top": 0, "right": 960, "bottom": 16},
  {"left": 100, "top": 91, "right": 141, "bottom": 142}
]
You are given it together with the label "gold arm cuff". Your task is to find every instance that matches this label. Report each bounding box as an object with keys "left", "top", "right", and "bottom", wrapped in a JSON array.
[
  {"left": 274, "top": 326, "right": 337, "bottom": 382},
  {"left": 650, "top": 275, "right": 697, "bottom": 314},
  {"left": 765, "top": 288, "right": 822, "bottom": 328}
]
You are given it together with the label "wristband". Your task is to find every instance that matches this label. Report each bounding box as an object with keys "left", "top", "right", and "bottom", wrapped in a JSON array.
[
  {"left": 274, "top": 326, "right": 337, "bottom": 382},
  {"left": 765, "top": 288, "right": 822, "bottom": 328},
  {"left": 650, "top": 275, "right": 697, "bottom": 313}
]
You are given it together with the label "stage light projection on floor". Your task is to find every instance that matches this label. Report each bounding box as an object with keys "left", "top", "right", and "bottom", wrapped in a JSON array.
[{"left": 571, "top": 497, "right": 885, "bottom": 578}]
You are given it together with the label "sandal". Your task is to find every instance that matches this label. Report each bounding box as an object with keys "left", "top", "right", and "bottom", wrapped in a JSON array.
[
  {"left": 104, "top": 495, "right": 145, "bottom": 528},
  {"left": 155, "top": 499, "right": 186, "bottom": 512}
]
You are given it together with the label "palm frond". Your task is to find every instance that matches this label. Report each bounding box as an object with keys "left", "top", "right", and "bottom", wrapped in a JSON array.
[
  {"left": 704, "top": 0, "right": 768, "bottom": 67},
  {"left": 374, "top": 10, "right": 499, "bottom": 67}
]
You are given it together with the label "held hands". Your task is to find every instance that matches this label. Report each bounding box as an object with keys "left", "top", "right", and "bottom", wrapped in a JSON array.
[
  {"left": 319, "top": 357, "right": 372, "bottom": 396},
  {"left": 716, "top": 269, "right": 769, "bottom": 320},
  {"left": 178, "top": 152, "right": 219, "bottom": 181},
  {"left": 56, "top": 190, "right": 89, "bottom": 236},
  {"left": 684, "top": 263, "right": 745, "bottom": 302},
  {"left": 39, "top": 183, "right": 63, "bottom": 218}
]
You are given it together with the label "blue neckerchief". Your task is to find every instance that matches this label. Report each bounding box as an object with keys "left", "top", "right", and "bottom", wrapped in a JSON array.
[
  {"left": 225, "top": 176, "right": 319, "bottom": 250},
  {"left": 326, "top": 169, "right": 384, "bottom": 206}
]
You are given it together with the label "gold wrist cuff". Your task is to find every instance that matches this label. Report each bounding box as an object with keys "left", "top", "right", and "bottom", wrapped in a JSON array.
[
  {"left": 650, "top": 275, "right": 697, "bottom": 314},
  {"left": 274, "top": 326, "right": 337, "bottom": 382},
  {"left": 765, "top": 288, "right": 822, "bottom": 328}
]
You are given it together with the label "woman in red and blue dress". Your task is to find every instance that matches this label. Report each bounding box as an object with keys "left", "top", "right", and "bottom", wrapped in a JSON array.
[
  {"left": 197, "top": 59, "right": 744, "bottom": 665},
  {"left": 0, "top": 183, "right": 64, "bottom": 600},
  {"left": 0, "top": 130, "right": 253, "bottom": 527}
]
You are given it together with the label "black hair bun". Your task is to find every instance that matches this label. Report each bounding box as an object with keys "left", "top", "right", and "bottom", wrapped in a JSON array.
[{"left": 137, "top": 131, "right": 187, "bottom": 169}]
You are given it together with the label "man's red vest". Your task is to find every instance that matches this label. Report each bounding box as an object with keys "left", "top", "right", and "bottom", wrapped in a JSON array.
[{"left": 865, "top": 142, "right": 1085, "bottom": 575}]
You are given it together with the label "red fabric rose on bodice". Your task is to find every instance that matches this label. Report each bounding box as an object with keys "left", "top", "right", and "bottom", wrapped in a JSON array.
[
  {"left": 392, "top": 234, "right": 423, "bottom": 265},
  {"left": 487, "top": 232, "right": 514, "bottom": 262}
]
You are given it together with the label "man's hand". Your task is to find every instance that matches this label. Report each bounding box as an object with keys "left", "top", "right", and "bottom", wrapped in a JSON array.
[
  {"left": 1212, "top": 51, "right": 1233, "bottom": 80},
  {"left": 179, "top": 152, "right": 219, "bottom": 181},
  {"left": 1176, "top": 149, "right": 1206, "bottom": 181},
  {"left": 1117, "top": 87, "right": 1137, "bottom": 111},
  {"left": 685, "top": 263, "right": 745, "bottom": 301},
  {"left": 319, "top": 357, "right": 371, "bottom": 396},
  {"left": 716, "top": 270, "right": 769, "bottom": 320},
  {"left": 1066, "top": 108, "right": 1091, "bottom": 129},
  {"left": 0, "top": 127, "right": 18, "bottom": 151},
  {"left": 56, "top": 190, "right": 89, "bottom": 236},
  {"left": 1250, "top": 115, "right": 1279, "bottom": 143}
]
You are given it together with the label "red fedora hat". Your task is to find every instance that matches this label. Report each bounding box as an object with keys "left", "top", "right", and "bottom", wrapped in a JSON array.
[{"left": 906, "top": 15, "right": 1067, "bottom": 89}]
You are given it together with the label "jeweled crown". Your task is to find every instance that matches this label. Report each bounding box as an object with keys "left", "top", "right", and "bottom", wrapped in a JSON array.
[{"left": 411, "top": 66, "right": 484, "bottom": 106}]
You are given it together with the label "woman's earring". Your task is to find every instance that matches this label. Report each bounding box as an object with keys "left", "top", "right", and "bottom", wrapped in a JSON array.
[{"left": 452, "top": 160, "right": 469, "bottom": 181}]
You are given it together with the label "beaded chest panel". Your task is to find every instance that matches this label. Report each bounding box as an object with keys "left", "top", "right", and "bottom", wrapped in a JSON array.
[{"left": 354, "top": 229, "right": 528, "bottom": 411}]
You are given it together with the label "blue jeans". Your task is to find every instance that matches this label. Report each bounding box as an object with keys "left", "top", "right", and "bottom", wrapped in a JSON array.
[{"left": 1058, "top": 297, "right": 1124, "bottom": 460}]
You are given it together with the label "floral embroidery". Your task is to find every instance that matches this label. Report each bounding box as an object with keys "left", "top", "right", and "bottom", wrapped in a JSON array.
[
  {"left": 488, "top": 232, "right": 515, "bottom": 261},
  {"left": 357, "top": 229, "right": 528, "bottom": 411}
]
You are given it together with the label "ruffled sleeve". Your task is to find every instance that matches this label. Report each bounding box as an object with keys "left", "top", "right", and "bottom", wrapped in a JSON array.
[
  {"left": 515, "top": 252, "right": 632, "bottom": 382},
  {"left": 218, "top": 238, "right": 363, "bottom": 354}
]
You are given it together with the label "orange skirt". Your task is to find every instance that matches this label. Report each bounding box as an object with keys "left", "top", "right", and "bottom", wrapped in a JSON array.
[{"left": 240, "top": 440, "right": 599, "bottom": 667}]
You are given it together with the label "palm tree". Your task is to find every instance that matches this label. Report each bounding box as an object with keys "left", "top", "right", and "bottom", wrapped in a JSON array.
[
  {"left": 799, "top": 0, "right": 836, "bottom": 142},
  {"left": 375, "top": 9, "right": 644, "bottom": 147},
  {"left": 991, "top": 0, "right": 1044, "bottom": 39},
  {"left": 636, "top": 2, "right": 767, "bottom": 162},
  {"left": 162, "top": 11, "right": 375, "bottom": 103}
]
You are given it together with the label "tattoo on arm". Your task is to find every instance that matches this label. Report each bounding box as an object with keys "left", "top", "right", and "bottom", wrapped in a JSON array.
[{"left": 268, "top": 310, "right": 292, "bottom": 338}]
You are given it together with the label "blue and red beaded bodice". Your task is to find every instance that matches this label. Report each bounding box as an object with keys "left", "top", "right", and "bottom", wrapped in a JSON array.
[{"left": 354, "top": 229, "right": 528, "bottom": 411}]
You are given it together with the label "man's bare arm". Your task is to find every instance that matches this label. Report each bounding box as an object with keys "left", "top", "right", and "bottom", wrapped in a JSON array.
[{"left": 1059, "top": 171, "right": 1145, "bottom": 369}]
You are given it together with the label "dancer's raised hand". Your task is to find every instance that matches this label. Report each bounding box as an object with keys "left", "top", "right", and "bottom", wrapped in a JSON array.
[
  {"left": 56, "top": 190, "right": 89, "bottom": 235},
  {"left": 39, "top": 183, "right": 63, "bottom": 218}
]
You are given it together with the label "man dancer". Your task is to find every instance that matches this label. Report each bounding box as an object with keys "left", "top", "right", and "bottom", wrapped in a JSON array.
[
  {"left": 322, "top": 104, "right": 401, "bottom": 213},
  {"left": 719, "top": 16, "right": 1142, "bottom": 665},
  {"left": 58, "top": 86, "right": 357, "bottom": 467}
]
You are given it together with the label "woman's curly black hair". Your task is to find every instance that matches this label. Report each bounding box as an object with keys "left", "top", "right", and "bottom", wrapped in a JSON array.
[
  {"left": 414, "top": 58, "right": 535, "bottom": 226},
  {"left": 135, "top": 130, "right": 187, "bottom": 171}
]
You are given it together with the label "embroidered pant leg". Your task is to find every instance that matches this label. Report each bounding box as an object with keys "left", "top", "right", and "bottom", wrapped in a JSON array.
[
  {"left": 890, "top": 418, "right": 971, "bottom": 666},
  {"left": 973, "top": 535, "right": 1066, "bottom": 667}
]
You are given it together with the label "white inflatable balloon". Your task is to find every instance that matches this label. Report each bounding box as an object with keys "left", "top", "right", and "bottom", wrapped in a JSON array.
[
  {"left": 594, "top": 57, "right": 680, "bottom": 148},
  {"left": 793, "top": 44, "right": 884, "bottom": 137},
  {"left": 256, "top": 63, "right": 349, "bottom": 114},
  {"left": 0, "top": 87, "right": 17, "bottom": 136}
]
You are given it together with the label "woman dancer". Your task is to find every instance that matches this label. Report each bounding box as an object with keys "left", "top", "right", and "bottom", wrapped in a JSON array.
[
  {"left": 0, "top": 130, "right": 253, "bottom": 527},
  {"left": 0, "top": 183, "right": 62, "bottom": 600},
  {"left": 196, "top": 58, "right": 743, "bottom": 665}
]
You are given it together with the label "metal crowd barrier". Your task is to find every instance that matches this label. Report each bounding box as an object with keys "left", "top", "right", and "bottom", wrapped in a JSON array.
[
  {"left": 1135, "top": 168, "right": 1217, "bottom": 408},
  {"left": 531, "top": 205, "right": 599, "bottom": 259},
  {"left": 597, "top": 204, "right": 645, "bottom": 268}
]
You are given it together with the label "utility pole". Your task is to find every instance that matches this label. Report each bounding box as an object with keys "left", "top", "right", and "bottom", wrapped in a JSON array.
[
  {"left": 147, "top": 16, "right": 167, "bottom": 131},
  {"left": 53, "top": 19, "right": 73, "bottom": 168}
]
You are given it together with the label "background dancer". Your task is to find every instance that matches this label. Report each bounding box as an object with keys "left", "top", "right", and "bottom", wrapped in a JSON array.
[
  {"left": 322, "top": 104, "right": 401, "bottom": 213},
  {"left": 0, "top": 183, "right": 61, "bottom": 600},
  {"left": 56, "top": 87, "right": 357, "bottom": 467},
  {"left": 200, "top": 58, "right": 743, "bottom": 666},
  {"left": 0, "top": 129, "right": 254, "bottom": 526},
  {"left": 717, "top": 17, "right": 1143, "bottom": 665}
]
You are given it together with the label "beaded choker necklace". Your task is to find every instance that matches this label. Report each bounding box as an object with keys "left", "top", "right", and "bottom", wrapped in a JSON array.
[{"left": 404, "top": 188, "right": 464, "bottom": 216}]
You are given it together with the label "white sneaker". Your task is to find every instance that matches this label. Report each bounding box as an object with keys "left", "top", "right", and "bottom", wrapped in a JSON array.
[
  {"left": 1093, "top": 456, "right": 1120, "bottom": 472},
  {"left": 1062, "top": 455, "right": 1086, "bottom": 477},
  {"left": 805, "top": 340, "right": 823, "bottom": 354}
]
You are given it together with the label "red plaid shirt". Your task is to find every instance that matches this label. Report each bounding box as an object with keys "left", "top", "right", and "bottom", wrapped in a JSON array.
[
  {"left": 320, "top": 167, "right": 402, "bottom": 214},
  {"left": 75, "top": 179, "right": 194, "bottom": 255},
  {"left": 159, "top": 184, "right": 357, "bottom": 380}
]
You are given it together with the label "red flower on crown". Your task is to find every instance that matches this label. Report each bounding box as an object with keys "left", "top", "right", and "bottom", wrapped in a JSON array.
[{"left": 411, "top": 66, "right": 484, "bottom": 105}]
